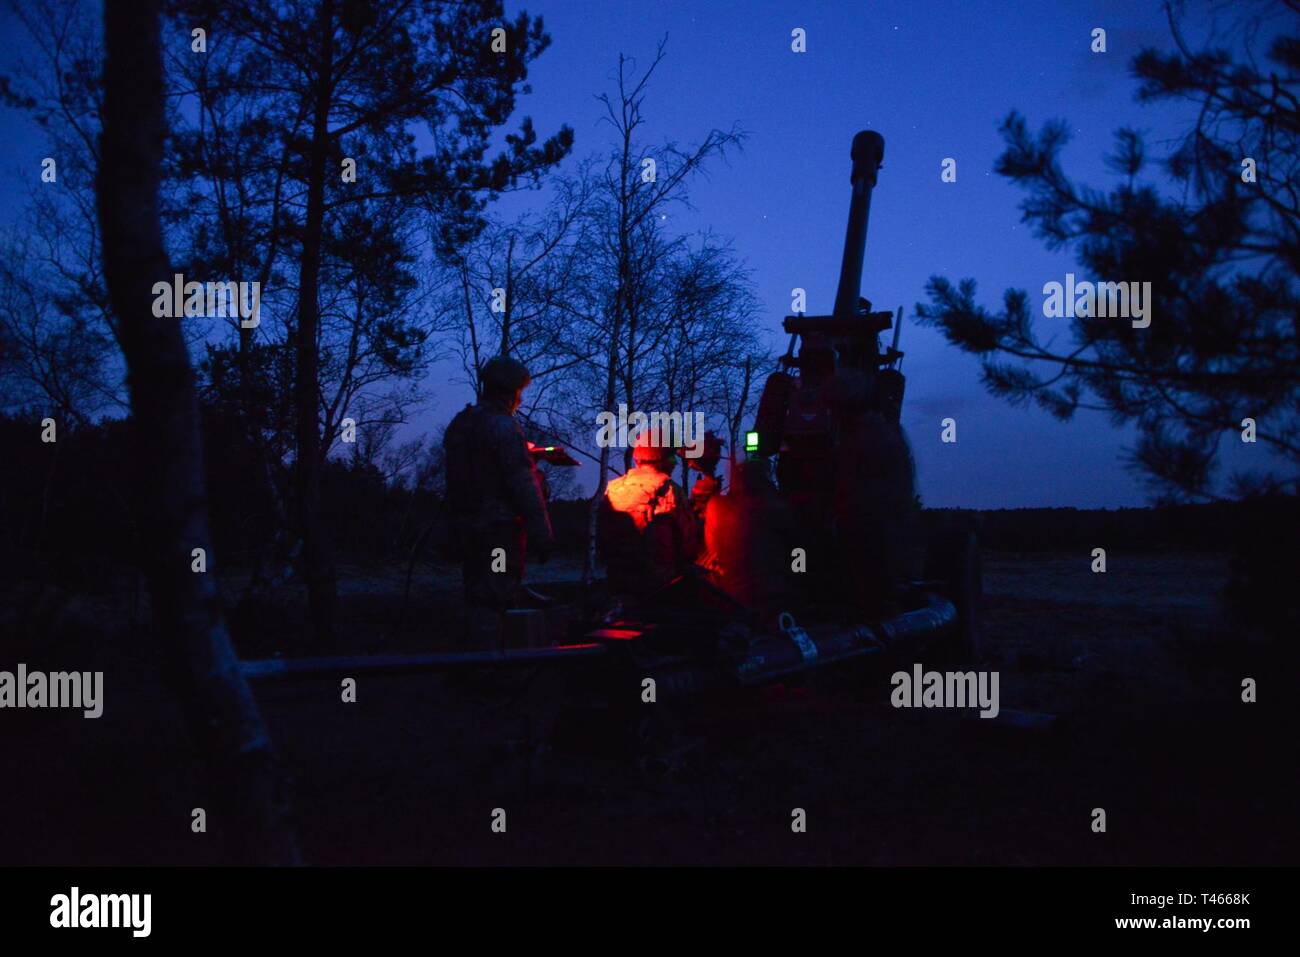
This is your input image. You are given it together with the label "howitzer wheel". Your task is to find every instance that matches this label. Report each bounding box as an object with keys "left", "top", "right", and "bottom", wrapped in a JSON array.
[{"left": 923, "top": 527, "right": 982, "bottom": 663}]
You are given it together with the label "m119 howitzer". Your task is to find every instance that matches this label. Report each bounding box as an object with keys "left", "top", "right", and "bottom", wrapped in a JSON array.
[{"left": 750, "top": 130, "right": 908, "bottom": 529}]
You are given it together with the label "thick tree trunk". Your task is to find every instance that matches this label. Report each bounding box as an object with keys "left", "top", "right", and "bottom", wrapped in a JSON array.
[
  {"left": 97, "top": 0, "right": 300, "bottom": 864},
  {"left": 294, "top": 0, "right": 339, "bottom": 643}
]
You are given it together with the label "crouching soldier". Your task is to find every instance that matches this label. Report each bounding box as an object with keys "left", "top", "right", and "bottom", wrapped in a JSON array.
[
  {"left": 443, "top": 356, "right": 554, "bottom": 648},
  {"left": 598, "top": 433, "right": 700, "bottom": 600}
]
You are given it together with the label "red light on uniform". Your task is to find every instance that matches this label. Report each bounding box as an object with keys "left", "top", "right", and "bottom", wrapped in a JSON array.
[{"left": 606, "top": 470, "right": 677, "bottom": 531}]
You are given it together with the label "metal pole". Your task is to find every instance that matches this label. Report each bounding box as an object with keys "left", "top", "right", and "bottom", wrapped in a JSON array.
[{"left": 240, "top": 643, "right": 608, "bottom": 681}]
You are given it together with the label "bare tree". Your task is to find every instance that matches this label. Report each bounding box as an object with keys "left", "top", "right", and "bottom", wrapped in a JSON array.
[
  {"left": 449, "top": 172, "right": 596, "bottom": 392},
  {"left": 0, "top": 0, "right": 124, "bottom": 423},
  {"left": 578, "top": 41, "right": 744, "bottom": 580},
  {"left": 0, "top": 232, "right": 120, "bottom": 423},
  {"left": 652, "top": 236, "right": 767, "bottom": 488}
]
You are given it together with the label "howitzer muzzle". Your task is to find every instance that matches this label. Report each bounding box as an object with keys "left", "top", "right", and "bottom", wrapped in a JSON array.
[{"left": 849, "top": 130, "right": 885, "bottom": 187}]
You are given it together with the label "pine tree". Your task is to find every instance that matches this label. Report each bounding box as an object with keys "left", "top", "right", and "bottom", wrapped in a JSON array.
[{"left": 918, "top": 3, "right": 1299, "bottom": 501}]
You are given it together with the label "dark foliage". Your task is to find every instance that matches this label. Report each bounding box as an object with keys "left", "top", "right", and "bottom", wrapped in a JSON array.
[{"left": 917, "top": 4, "right": 1300, "bottom": 501}]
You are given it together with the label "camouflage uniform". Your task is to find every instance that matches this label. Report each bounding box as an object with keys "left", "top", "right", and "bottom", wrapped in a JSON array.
[
  {"left": 686, "top": 431, "right": 725, "bottom": 522},
  {"left": 689, "top": 473, "right": 722, "bottom": 522},
  {"left": 598, "top": 443, "right": 700, "bottom": 599},
  {"left": 443, "top": 359, "right": 553, "bottom": 647}
]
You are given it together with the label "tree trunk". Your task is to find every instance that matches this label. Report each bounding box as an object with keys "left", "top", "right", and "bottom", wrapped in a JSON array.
[
  {"left": 583, "top": 443, "right": 610, "bottom": 585},
  {"left": 97, "top": 0, "right": 300, "bottom": 865},
  {"left": 294, "top": 0, "right": 339, "bottom": 643},
  {"left": 584, "top": 306, "right": 622, "bottom": 585}
]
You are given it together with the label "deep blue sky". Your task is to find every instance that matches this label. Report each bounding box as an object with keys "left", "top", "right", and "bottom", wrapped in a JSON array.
[
  {"left": 0, "top": 0, "right": 1269, "bottom": 507},
  {"left": 484, "top": 0, "right": 1269, "bottom": 508}
]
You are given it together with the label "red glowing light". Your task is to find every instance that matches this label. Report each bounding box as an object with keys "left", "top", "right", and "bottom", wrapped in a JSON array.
[{"left": 605, "top": 468, "right": 678, "bottom": 531}]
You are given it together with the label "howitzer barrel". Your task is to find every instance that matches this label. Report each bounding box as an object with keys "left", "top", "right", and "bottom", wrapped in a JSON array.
[{"left": 832, "top": 130, "right": 885, "bottom": 318}]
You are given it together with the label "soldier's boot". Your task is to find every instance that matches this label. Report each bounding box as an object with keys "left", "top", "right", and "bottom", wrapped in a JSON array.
[{"left": 445, "top": 604, "right": 505, "bottom": 694}]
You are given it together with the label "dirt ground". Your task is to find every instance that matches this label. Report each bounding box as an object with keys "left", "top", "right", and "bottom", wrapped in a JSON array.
[{"left": 4, "top": 550, "right": 1295, "bottom": 866}]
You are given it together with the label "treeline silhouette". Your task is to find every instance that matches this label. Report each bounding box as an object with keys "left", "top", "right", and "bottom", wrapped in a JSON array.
[
  {"left": 1, "top": 410, "right": 591, "bottom": 582},
  {"left": 6, "top": 411, "right": 1294, "bottom": 632},
  {"left": 921, "top": 504, "right": 1288, "bottom": 553}
]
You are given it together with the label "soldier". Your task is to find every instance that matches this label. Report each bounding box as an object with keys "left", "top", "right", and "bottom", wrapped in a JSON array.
[
  {"left": 443, "top": 356, "right": 554, "bottom": 648},
  {"left": 598, "top": 432, "right": 700, "bottom": 599},
  {"left": 686, "top": 431, "right": 725, "bottom": 523},
  {"left": 701, "top": 458, "right": 803, "bottom": 622}
]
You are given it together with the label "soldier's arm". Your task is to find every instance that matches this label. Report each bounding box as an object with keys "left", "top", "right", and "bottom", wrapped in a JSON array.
[
  {"left": 488, "top": 417, "right": 554, "bottom": 540},
  {"left": 689, "top": 474, "right": 720, "bottom": 520},
  {"left": 678, "top": 490, "right": 704, "bottom": 561}
]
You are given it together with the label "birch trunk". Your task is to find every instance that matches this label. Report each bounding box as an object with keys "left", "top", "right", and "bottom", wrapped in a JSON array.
[{"left": 97, "top": 0, "right": 300, "bottom": 865}]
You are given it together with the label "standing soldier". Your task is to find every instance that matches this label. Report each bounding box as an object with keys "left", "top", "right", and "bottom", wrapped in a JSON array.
[{"left": 443, "top": 356, "right": 554, "bottom": 647}]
